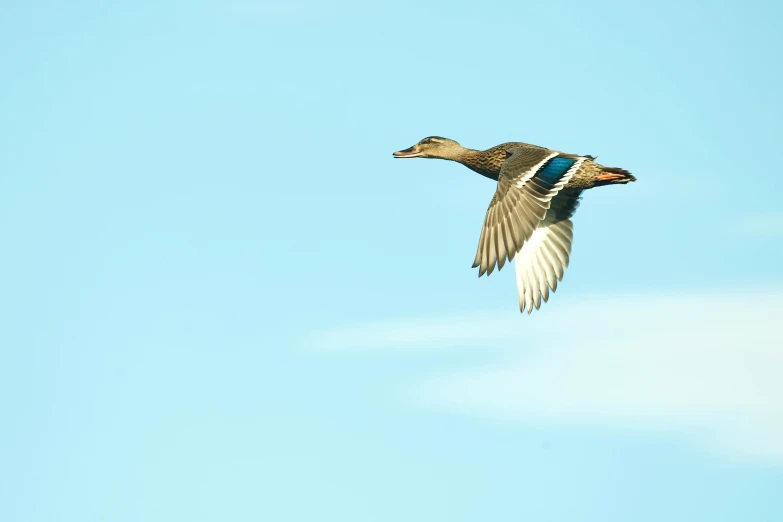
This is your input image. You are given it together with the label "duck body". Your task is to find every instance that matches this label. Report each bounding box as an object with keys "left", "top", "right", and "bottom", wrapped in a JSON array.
[
  {"left": 393, "top": 137, "right": 636, "bottom": 313},
  {"left": 433, "top": 141, "right": 634, "bottom": 189}
]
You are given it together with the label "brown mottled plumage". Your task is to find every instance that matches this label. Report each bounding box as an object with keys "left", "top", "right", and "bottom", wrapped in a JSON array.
[
  {"left": 393, "top": 136, "right": 636, "bottom": 314},
  {"left": 412, "top": 140, "right": 635, "bottom": 188}
]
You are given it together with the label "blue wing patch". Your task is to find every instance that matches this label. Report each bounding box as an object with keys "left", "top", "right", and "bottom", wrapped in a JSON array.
[{"left": 536, "top": 156, "right": 576, "bottom": 185}]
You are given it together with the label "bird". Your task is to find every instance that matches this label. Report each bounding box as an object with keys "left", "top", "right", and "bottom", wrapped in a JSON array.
[{"left": 393, "top": 136, "right": 636, "bottom": 313}]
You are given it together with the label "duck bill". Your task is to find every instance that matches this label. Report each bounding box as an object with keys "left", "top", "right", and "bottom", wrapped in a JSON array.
[{"left": 393, "top": 145, "right": 423, "bottom": 158}]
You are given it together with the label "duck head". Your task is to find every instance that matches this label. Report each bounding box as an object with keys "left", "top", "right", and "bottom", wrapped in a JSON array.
[{"left": 393, "top": 136, "right": 463, "bottom": 160}]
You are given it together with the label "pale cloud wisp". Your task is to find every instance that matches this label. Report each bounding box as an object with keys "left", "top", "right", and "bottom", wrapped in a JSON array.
[{"left": 308, "top": 290, "right": 783, "bottom": 463}]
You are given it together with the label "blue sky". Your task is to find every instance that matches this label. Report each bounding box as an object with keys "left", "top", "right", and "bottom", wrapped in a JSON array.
[{"left": 2, "top": 0, "right": 782, "bottom": 520}]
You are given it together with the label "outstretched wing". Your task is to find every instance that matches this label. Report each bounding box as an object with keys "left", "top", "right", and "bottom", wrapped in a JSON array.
[
  {"left": 514, "top": 189, "right": 582, "bottom": 314},
  {"left": 473, "top": 148, "right": 586, "bottom": 276}
]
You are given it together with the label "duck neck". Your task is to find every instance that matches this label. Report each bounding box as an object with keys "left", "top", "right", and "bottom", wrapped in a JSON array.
[{"left": 454, "top": 148, "right": 501, "bottom": 181}]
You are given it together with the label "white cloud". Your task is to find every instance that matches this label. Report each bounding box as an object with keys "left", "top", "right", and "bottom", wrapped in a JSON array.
[
  {"left": 309, "top": 290, "right": 783, "bottom": 463},
  {"left": 306, "top": 310, "right": 524, "bottom": 353},
  {"left": 730, "top": 211, "right": 783, "bottom": 238}
]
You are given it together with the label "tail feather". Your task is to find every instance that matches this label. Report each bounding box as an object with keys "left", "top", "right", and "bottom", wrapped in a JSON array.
[{"left": 596, "top": 166, "right": 636, "bottom": 184}]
